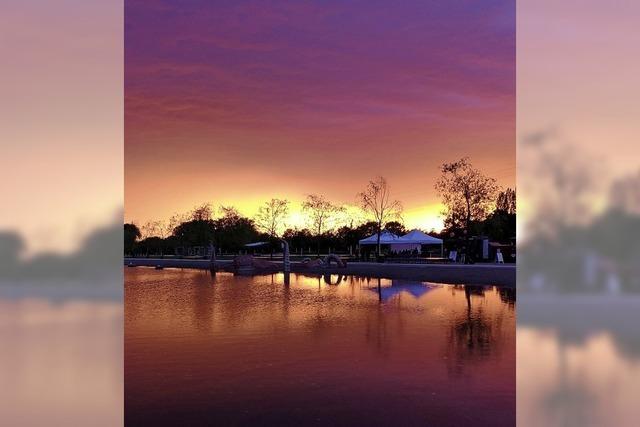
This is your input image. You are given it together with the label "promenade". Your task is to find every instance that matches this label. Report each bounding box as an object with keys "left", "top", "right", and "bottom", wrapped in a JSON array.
[{"left": 124, "top": 258, "right": 516, "bottom": 287}]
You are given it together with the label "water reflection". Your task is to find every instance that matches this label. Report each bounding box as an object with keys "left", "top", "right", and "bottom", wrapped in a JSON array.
[
  {"left": 518, "top": 327, "right": 640, "bottom": 427},
  {"left": 445, "top": 286, "right": 513, "bottom": 379},
  {"left": 125, "top": 268, "right": 515, "bottom": 425},
  {"left": 0, "top": 298, "right": 123, "bottom": 426},
  {"left": 518, "top": 296, "right": 640, "bottom": 426}
]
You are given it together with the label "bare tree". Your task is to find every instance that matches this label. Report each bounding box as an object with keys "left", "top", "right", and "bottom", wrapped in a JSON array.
[
  {"left": 520, "top": 131, "right": 599, "bottom": 235},
  {"left": 167, "top": 212, "right": 188, "bottom": 235},
  {"left": 435, "top": 157, "right": 498, "bottom": 236},
  {"left": 140, "top": 220, "right": 162, "bottom": 257},
  {"left": 219, "top": 205, "right": 241, "bottom": 219},
  {"left": 140, "top": 220, "right": 161, "bottom": 240},
  {"left": 155, "top": 219, "right": 181, "bottom": 258},
  {"left": 167, "top": 212, "right": 189, "bottom": 256},
  {"left": 191, "top": 203, "right": 213, "bottom": 221},
  {"left": 302, "top": 194, "right": 344, "bottom": 256},
  {"left": 357, "top": 176, "right": 402, "bottom": 256},
  {"left": 255, "top": 198, "right": 289, "bottom": 258}
]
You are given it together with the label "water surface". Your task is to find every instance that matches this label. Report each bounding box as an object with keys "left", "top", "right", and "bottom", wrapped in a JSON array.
[{"left": 125, "top": 268, "right": 515, "bottom": 426}]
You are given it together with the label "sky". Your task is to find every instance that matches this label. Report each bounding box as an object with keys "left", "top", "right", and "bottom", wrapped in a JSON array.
[
  {"left": 1, "top": 0, "right": 122, "bottom": 255},
  {"left": 517, "top": 0, "right": 640, "bottom": 238},
  {"left": 3, "top": 0, "right": 638, "bottom": 253},
  {"left": 126, "top": 0, "right": 516, "bottom": 232}
]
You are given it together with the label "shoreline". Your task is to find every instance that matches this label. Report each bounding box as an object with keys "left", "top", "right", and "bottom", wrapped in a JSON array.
[{"left": 124, "top": 258, "right": 516, "bottom": 287}]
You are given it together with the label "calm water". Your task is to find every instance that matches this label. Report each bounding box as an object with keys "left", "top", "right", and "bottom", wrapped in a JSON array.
[{"left": 125, "top": 268, "right": 515, "bottom": 426}]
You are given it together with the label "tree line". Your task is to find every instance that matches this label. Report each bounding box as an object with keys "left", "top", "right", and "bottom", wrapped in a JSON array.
[{"left": 124, "top": 158, "right": 516, "bottom": 257}]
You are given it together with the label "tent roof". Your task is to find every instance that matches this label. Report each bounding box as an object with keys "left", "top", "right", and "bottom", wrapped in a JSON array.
[
  {"left": 359, "top": 231, "right": 401, "bottom": 245},
  {"left": 401, "top": 229, "right": 443, "bottom": 244},
  {"left": 244, "top": 241, "right": 269, "bottom": 247},
  {"left": 359, "top": 229, "right": 443, "bottom": 245}
]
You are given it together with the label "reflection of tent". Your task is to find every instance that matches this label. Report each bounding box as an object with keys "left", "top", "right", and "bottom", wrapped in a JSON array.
[{"left": 369, "top": 281, "right": 439, "bottom": 302}]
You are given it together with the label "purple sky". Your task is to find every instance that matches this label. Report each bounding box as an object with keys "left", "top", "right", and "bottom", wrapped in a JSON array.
[{"left": 125, "top": 0, "right": 515, "bottom": 229}]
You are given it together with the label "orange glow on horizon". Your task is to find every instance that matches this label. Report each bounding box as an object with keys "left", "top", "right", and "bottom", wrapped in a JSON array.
[{"left": 125, "top": 196, "right": 446, "bottom": 235}]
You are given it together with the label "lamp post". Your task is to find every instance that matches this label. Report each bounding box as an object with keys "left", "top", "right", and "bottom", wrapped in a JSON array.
[
  {"left": 209, "top": 242, "right": 216, "bottom": 273},
  {"left": 281, "top": 240, "right": 290, "bottom": 285},
  {"left": 281, "top": 240, "right": 290, "bottom": 273}
]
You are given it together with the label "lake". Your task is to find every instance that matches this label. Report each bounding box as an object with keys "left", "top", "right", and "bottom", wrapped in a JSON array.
[{"left": 125, "top": 268, "right": 515, "bottom": 426}]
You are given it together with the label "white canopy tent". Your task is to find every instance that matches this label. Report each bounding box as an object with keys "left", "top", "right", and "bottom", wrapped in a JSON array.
[
  {"left": 400, "top": 229, "right": 443, "bottom": 256},
  {"left": 358, "top": 231, "right": 402, "bottom": 245},
  {"left": 359, "top": 229, "right": 443, "bottom": 256},
  {"left": 401, "top": 229, "right": 443, "bottom": 245},
  {"left": 244, "top": 242, "right": 269, "bottom": 247}
]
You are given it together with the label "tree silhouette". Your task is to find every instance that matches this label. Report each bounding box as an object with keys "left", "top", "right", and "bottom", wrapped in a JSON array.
[
  {"left": 357, "top": 176, "right": 402, "bottom": 256},
  {"left": 123, "top": 223, "right": 141, "bottom": 256},
  {"left": 255, "top": 198, "right": 289, "bottom": 258},
  {"left": 435, "top": 157, "right": 498, "bottom": 237},
  {"left": 302, "top": 194, "right": 343, "bottom": 256},
  {"left": 496, "top": 188, "right": 516, "bottom": 214}
]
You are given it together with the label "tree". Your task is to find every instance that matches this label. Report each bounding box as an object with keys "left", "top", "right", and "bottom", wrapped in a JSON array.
[
  {"left": 384, "top": 220, "right": 407, "bottom": 236},
  {"left": 191, "top": 203, "right": 213, "bottom": 221},
  {"left": 171, "top": 203, "right": 216, "bottom": 254},
  {"left": 496, "top": 188, "right": 516, "bottom": 214},
  {"left": 172, "top": 219, "right": 215, "bottom": 251},
  {"left": 357, "top": 176, "right": 402, "bottom": 256},
  {"left": 124, "top": 223, "right": 141, "bottom": 255},
  {"left": 0, "top": 231, "right": 25, "bottom": 276},
  {"left": 255, "top": 199, "right": 289, "bottom": 237},
  {"left": 140, "top": 220, "right": 160, "bottom": 240},
  {"left": 214, "top": 206, "right": 259, "bottom": 252},
  {"left": 335, "top": 222, "right": 376, "bottom": 255},
  {"left": 168, "top": 212, "right": 189, "bottom": 255},
  {"left": 609, "top": 170, "right": 640, "bottom": 215},
  {"left": 435, "top": 158, "right": 498, "bottom": 237},
  {"left": 481, "top": 209, "right": 516, "bottom": 243},
  {"left": 139, "top": 221, "right": 162, "bottom": 256},
  {"left": 283, "top": 228, "right": 313, "bottom": 254},
  {"left": 254, "top": 198, "right": 289, "bottom": 258},
  {"left": 151, "top": 220, "right": 176, "bottom": 258},
  {"left": 302, "top": 194, "right": 343, "bottom": 256}
]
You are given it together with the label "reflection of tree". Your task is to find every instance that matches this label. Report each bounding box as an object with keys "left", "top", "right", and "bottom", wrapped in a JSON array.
[
  {"left": 520, "top": 297, "right": 640, "bottom": 360},
  {"left": 282, "top": 273, "right": 291, "bottom": 320},
  {"left": 499, "top": 287, "right": 516, "bottom": 307},
  {"left": 364, "top": 305, "right": 391, "bottom": 357},
  {"left": 364, "top": 284, "right": 390, "bottom": 358},
  {"left": 192, "top": 270, "right": 217, "bottom": 332},
  {"left": 539, "top": 342, "right": 596, "bottom": 426},
  {"left": 444, "top": 286, "right": 504, "bottom": 377}
]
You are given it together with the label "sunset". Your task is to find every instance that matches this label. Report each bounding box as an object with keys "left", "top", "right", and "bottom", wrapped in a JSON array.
[
  {"left": 122, "top": 1, "right": 516, "bottom": 424},
  {"left": 124, "top": 0, "right": 515, "bottom": 230},
  {"left": 6, "top": 0, "right": 640, "bottom": 424}
]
